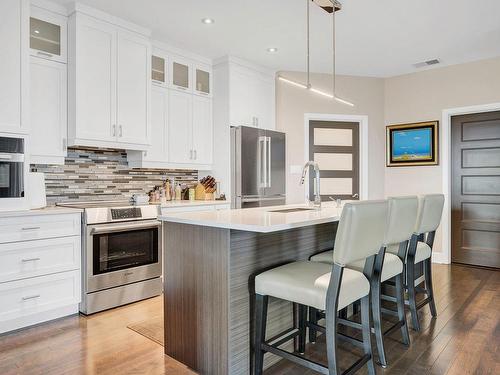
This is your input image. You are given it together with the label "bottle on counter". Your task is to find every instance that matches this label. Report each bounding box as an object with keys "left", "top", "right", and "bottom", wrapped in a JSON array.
[
  {"left": 164, "top": 180, "right": 171, "bottom": 201},
  {"left": 175, "top": 183, "right": 182, "bottom": 200}
]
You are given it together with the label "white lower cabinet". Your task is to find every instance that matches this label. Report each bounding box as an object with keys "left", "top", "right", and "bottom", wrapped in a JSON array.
[
  {"left": 30, "top": 56, "right": 67, "bottom": 164},
  {"left": 0, "top": 212, "right": 81, "bottom": 334}
]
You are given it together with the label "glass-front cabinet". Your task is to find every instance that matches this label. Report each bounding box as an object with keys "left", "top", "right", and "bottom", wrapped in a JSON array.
[
  {"left": 29, "top": 6, "right": 67, "bottom": 63},
  {"left": 170, "top": 55, "right": 191, "bottom": 91},
  {"left": 195, "top": 65, "right": 211, "bottom": 96},
  {"left": 151, "top": 55, "right": 166, "bottom": 86}
]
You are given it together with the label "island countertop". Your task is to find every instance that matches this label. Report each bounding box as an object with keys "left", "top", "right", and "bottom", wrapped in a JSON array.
[{"left": 159, "top": 203, "right": 343, "bottom": 233}]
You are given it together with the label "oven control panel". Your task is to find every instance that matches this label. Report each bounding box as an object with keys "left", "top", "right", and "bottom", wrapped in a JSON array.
[{"left": 110, "top": 207, "right": 142, "bottom": 221}]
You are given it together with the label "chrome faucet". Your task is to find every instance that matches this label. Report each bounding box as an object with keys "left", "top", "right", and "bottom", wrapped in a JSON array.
[{"left": 300, "top": 161, "right": 321, "bottom": 209}]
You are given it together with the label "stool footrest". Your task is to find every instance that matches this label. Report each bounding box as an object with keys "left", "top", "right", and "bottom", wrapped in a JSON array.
[
  {"left": 337, "top": 332, "right": 364, "bottom": 348},
  {"left": 266, "top": 327, "right": 299, "bottom": 348},
  {"left": 381, "top": 294, "right": 398, "bottom": 303},
  {"left": 338, "top": 318, "right": 363, "bottom": 330},
  {"left": 381, "top": 307, "right": 399, "bottom": 317},
  {"left": 383, "top": 320, "right": 404, "bottom": 337},
  {"left": 416, "top": 297, "right": 432, "bottom": 310},
  {"left": 261, "top": 343, "right": 329, "bottom": 375}
]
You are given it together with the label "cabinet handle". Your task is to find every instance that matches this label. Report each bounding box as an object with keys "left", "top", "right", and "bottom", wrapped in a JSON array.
[
  {"left": 119, "top": 125, "right": 123, "bottom": 137},
  {"left": 62, "top": 138, "right": 67, "bottom": 152},
  {"left": 189, "top": 150, "right": 193, "bottom": 159},
  {"left": 21, "top": 226, "right": 40, "bottom": 231},
  {"left": 37, "top": 51, "right": 53, "bottom": 58},
  {"left": 22, "top": 294, "right": 41, "bottom": 301},
  {"left": 22, "top": 257, "right": 41, "bottom": 262},
  {"left": 194, "top": 150, "right": 197, "bottom": 160},
  {"left": 112, "top": 125, "right": 116, "bottom": 137}
]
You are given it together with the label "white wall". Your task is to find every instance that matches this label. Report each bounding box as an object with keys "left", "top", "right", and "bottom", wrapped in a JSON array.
[
  {"left": 384, "top": 56, "right": 500, "bottom": 254},
  {"left": 276, "top": 71, "right": 386, "bottom": 203}
]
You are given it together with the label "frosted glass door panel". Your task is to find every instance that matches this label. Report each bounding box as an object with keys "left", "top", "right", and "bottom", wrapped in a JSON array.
[
  {"left": 152, "top": 55, "right": 165, "bottom": 84},
  {"left": 314, "top": 128, "right": 352, "bottom": 146},
  {"left": 30, "top": 18, "right": 60, "bottom": 56},
  {"left": 316, "top": 178, "right": 353, "bottom": 196},
  {"left": 173, "top": 62, "right": 189, "bottom": 89},
  {"left": 314, "top": 153, "right": 352, "bottom": 171}
]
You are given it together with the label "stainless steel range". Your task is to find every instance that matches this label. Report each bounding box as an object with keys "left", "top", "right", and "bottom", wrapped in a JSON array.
[{"left": 57, "top": 201, "right": 162, "bottom": 315}]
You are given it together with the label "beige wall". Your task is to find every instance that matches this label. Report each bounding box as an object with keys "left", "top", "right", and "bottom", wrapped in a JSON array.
[
  {"left": 276, "top": 57, "right": 500, "bottom": 255},
  {"left": 276, "top": 71, "right": 386, "bottom": 204},
  {"left": 384, "top": 57, "right": 500, "bottom": 253}
]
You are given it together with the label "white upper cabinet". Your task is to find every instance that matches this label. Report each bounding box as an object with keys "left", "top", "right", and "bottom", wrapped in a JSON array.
[
  {"left": 30, "top": 5, "right": 67, "bottom": 63},
  {"left": 215, "top": 57, "right": 276, "bottom": 130},
  {"left": 0, "top": 0, "right": 28, "bottom": 134},
  {"left": 69, "top": 13, "right": 116, "bottom": 145},
  {"left": 116, "top": 30, "right": 151, "bottom": 146},
  {"left": 128, "top": 85, "right": 168, "bottom": 168},
  {"left": 168, "top": 90, "right": 193, "bottom": 164},
  {"left": 30, "top": 57, "right": 67, "bottom": 165},
  {"left": 68, "top": 8, "right": 151, "bottom": 150},
  {"left": 192, "top": 95, "right": 213, "bottom": 164}
]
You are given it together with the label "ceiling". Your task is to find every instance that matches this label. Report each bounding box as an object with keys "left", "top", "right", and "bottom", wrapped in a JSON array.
[{"left": 52, "top": 0, "right": 500, "bottom": 77}]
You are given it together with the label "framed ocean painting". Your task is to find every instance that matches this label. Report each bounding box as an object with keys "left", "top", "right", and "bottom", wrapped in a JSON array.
[{"left": 386, "top": 121, "right": 439, "bottom": 166}]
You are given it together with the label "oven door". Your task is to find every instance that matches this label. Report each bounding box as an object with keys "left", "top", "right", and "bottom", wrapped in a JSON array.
[{"left": 86, "top": 220, "right": 162, "bottom": 293}]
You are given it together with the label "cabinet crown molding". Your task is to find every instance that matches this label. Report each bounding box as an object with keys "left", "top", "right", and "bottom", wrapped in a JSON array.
[{"left": 68, "top": 2, "right": 151, "bottom": 37}]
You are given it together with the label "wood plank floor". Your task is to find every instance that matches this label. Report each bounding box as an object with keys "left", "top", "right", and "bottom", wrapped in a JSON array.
[{"left": 0, "top": 264, "right": 498, "bottom": 375}]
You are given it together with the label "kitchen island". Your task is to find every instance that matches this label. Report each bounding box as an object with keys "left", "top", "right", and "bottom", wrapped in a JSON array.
[{"left": 160, "top": 204, "right": 342, "bottom": 375}]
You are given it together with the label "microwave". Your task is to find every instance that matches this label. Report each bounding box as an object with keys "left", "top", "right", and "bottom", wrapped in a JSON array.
[{"left": 0, "top": 135, "right": 28, "bottom": 211}]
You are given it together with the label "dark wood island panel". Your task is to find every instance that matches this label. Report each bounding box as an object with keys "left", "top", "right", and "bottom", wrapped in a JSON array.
[{"left": 164, "top": 221, "right": 337, "bottom": 375}]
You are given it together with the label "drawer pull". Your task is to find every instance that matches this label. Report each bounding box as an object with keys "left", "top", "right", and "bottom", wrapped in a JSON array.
[
  {"left": 21, "top": 257, "right": 41, "bottom": 262},
  {"left": 22, "top": 294, "right": 41, "bottom": 301},
  {"left": 21, "top": 227, "right": 41, "bottom": 231}
]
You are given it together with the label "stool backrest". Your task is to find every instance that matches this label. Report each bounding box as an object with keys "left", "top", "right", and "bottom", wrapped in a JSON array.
[
  {"left": 333, "top": 200, "right": 388, "bottom": 266},
  {"left": 385, "top": 196, "right": 418, "bottom": 246},
  {"left": 414, "top": 194, "right": 445, "bottom": 235}
]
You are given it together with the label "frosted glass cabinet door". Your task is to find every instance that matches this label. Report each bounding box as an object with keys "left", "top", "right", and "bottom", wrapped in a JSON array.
[
  {"left": 30, "top": 6, "right": 67, "bottom": 63},
  {"left": 30, "top": 57, "right": 67, "bottom": 164},
  {"left": 152, "top": 55, "right": 166, "bottom": 86},
  {"left": 170, "top": 56, "right": 191, "bottom": 92},
  {"left": 194, "top": 64, "right": 211, "bottom": 97}
]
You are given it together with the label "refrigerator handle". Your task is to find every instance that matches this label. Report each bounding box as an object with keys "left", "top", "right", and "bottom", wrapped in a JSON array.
[
  {"left": 267, "top": 137, "right": 272, "bottom": 188},
  {"left": 258, "top": 136, "right": 267, "bottom": 188}
]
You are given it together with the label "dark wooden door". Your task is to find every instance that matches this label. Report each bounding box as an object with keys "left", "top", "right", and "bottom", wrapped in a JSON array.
[
  {"left": 309, "top": 121, "right": 360, "bottom": 201},
  {"left": 451, "top": 111, "right": 500, "bottom": 268}
]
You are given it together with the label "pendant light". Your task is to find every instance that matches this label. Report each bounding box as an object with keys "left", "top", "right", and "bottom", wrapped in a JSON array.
[{"left": 278, "top": 0, "right": 354, "bottom": 107}]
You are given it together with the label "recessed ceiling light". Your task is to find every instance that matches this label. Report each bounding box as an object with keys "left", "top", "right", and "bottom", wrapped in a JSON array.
[
  {"left": 201, "top": 18, "right": 215, "bottom": 24},
  {"left": 267, "top": 47, "right": 278, "bottom": 53}
]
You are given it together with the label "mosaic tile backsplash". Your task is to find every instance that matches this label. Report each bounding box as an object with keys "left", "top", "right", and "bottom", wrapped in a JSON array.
[{"left": 31, "top": 148, "right": 198, "bottom": 205}]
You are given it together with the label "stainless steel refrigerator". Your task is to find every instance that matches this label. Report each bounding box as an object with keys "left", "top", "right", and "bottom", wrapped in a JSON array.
[{"left": 231, "top": 126, "right": 286, "bottom": 208}]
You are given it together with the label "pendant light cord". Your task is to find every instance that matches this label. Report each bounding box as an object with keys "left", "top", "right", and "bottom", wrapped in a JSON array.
[
  {"left": 332, "top": 1, "right": 336, "bottom": 95},
  {"left": 306, "top": 0, "right": 311, "bottom": 87}
]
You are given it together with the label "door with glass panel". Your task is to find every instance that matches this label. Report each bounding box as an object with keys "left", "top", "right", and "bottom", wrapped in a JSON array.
[{"left": 308, "top": 121, "right": 359, "bottom": 201}]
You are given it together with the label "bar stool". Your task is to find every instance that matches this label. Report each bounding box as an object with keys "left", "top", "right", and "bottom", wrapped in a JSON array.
[
  {"left": 309, "top": 196, "right": 417, "bottom": 367},
  {"left": 396, "top": 194, "right": 444, "bottom": 331},
  {"left": 253, "top": 200, "right": 388, "bottom": 375}
]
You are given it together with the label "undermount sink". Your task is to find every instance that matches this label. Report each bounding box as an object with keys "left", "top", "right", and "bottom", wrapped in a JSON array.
[{"left": 269, "top": 208, "right": 316, "bottom": 213}]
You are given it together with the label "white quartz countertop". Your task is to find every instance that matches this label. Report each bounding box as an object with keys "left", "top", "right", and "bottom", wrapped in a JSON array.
[
  {"left": 159, "top": 200, "right": 229, "bottom": 208},
  {"left": 0, "top": 206, "right": 83, "bottom": 218},
  {"left": 160, "top": 203, "right": 342, "bottom": 233}
]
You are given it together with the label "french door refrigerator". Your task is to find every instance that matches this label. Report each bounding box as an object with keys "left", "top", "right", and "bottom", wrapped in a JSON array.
[{"left": 231, "top": 126, "right": 286, "bottom": 208}]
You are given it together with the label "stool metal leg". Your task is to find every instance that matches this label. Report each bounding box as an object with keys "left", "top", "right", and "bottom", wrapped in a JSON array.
[
  {"left": 406, "top": 235, "right": 421, "bottom": 331},
  {"left": 361, "top": 295, "right": 376, "bottom": 375},
  {"left": 308, "top": 307, "right": 318, "bottom": 343},
  {"left": 424, "top": 258, "right": 437, "bottom": 317},
  {"left": 326, "top": 265, "right": 342, "bottom": 375},
  {"left": 298, "top": 304, "right": 307, "bottom": 354},
  {"left": 395, "top": 273, "right": 410, "bottom": 346},
  {"left": 254, "top": 294, "right": 268, "bottom": 375},
  {"left": 371, "top": 248, "right": 387, "bottom": 367}
]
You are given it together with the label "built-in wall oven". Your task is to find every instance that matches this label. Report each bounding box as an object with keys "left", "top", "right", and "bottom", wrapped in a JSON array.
[
  {"left": 0, "top": 136, "right": 27, "bottom": 210},
  {"left": 57, "top": 201, "right": 163, "bottom": 315}
]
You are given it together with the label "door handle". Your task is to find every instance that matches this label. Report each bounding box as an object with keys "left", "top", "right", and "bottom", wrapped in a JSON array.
[
  {"left": 22, "top": 257, "right": 41, "bottom": 262},
  {"left": 352, "top": 193, "right": 359, "bottom": 199},
  {"left": 112, "top": 125, "right": 116, "bottom": 137},
  {"left": 194, "top": 150, "right": 197, "bottom": 160},
  {"left": 21, "top": 226, "right": 40, "bottom": 231},
  {"left": 258, "top": 136, "right": 267, "bottom": 188},
  {"left": 267, "top": 137, "right": 271, "bottom": 188},
  {"left": 22, "top": 294, "right": 41, "bottom": 301},
  {"left": 119, "top": 125, "right": 123, "bottom": 137}
]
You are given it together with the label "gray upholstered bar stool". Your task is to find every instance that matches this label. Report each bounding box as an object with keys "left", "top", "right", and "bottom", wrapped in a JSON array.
[
  {"left": 393, "top": 194, "right": 444, "bottom": 331},
  {"left": 309, "top": 196, "right": 417, "bottom": 368},
  {"left": 253, "top": 200, "right": 388, "bottom": 375}
]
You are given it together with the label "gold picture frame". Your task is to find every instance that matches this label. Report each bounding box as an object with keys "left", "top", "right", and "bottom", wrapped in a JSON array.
[{"left": 386, "top": 121, "right": 439, "bottom": 167}]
